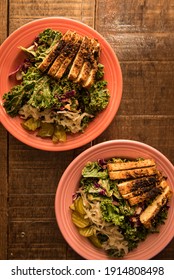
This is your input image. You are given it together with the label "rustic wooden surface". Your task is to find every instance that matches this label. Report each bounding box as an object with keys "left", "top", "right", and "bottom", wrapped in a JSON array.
[{"left": 0, "top": 0, "right": 174, "bottom": 260}]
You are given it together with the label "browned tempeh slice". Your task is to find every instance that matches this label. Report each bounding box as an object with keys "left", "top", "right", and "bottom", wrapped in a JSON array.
[
  {"left": 82, "top": 61, "right": 98, "bottom": 88},
  {"left": 117, "top": 176, "right": 159, "bottom": 195},
  {"left": 75, "top": 38, "right": 100, "bottom": 86},
  {"left": 74, "top": 37, "right": 93, "bottom": 84},
  {"left": 38, "top": 30, "right": 71, "bottom": 72},
  {"left": 75, "top": 61, "right": 91, "bottom": 84},
  {"left": 128, "top": 186, "right": 163, "bottom": 206},
  {"left": 107, "top": 159, "right": 156, "bottom": 172},
  {"left": 120, "top": 178, "right": 168, "bottom": 199},
  {"left": 140, "top": 185, "right": 172, "bottom": 228},
  {"left": 109, "top": 166, "right": 158, "bottom": 180},
  {"left": 122, "top": 185, "right": 155, "bottom": 199},
  {"left": 48, "top": 31, "right": 76, "bottom": 77},
  {"left": 82, "top": 39, "right": 100, "bottom": 88},
  {"left": 82, "top": 39, "right": 100, "bottom": 87},
  {"left": 54, "top": 33, "right": 82, "bottom": 79},
  {"left": 68, "top": 36, "right": 90, "bottom": 81}
]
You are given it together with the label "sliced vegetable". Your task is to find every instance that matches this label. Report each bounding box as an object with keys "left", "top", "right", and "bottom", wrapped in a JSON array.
[
  {"left": 52, "top": 125, "right": 66, "bottom": 143},
  {"left": 37, "top": 123, "right": 54, "bottom": 138},
  {"left": 78, "top": 226, "right": 95, "bottom": 237},
  {"left": 74, "top": 196, "right": 86, "bottom": 215},
  {"left": 88, "top": 235, "right": 102, "bottom": 248},
  {"left": 21, "top": 117, "right": 41, "bottom": 131},
  {"left": 71, "top": 211, "right": 90, "bottom": 228}
]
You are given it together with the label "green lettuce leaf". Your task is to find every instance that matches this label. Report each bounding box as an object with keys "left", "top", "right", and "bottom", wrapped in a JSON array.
[{"left": 82, "top": 161, "right": 108, "bottom": 179}]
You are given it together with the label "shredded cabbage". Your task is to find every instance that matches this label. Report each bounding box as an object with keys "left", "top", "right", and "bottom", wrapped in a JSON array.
[
  {"left": 77, "top": 188, "right": 129, "bottom": 257},
  {"left": 19, "top": 105, "right": 93, "bottom": 133}
]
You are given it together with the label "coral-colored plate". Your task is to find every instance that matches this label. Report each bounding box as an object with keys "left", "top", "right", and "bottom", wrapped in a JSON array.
[
  {"left": 0, "top": 17, "right": 122, "bottom": 151},
  {"left": 55, "top": 140, "right": 174, "bottom": 259}
]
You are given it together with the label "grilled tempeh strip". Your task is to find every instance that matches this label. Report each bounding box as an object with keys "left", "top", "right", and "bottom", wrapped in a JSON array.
[
  {"left": 54, "top": 33, "right": 82, "bottom": 79},
  {"left": 38, "top": 30, "right": 72, "bottom": 72},
  {"left": 48, "top": 31, "right": 76, "bottom": 77},
  {"left": 120, "top": 178, "right": 166, "bottom": 205},
  {"left": 140, "top": 185, "right": 172, "bottom": 228},
  {"left": 75, "top": 38, "right": 100, "bottom": 86},
  {"left": 117, "top": 176, "right": 160, "bottom": 195},
  {"left": 68, "top": 36, "right": 90, "bottom": 81},
  {"left": 128, "top": 187, "right": 163, "bottom": 206},
  {"left": 109, "top": 166, "right": 158, "bottom": 180},
  {"left": 122, "top": 185, "right": 157, "bottom": 200},
  {"left": 74, "top": 37, "right": 95, "bottom": 84},
  {"left": 82, "top": 39, "right": 100, "bottom": 88},
  {"left": 82, "top": 61, "right": 98, "bottom": 88},
  {"left": 107, "top": 159, "right": 155, "bottom": 172}
]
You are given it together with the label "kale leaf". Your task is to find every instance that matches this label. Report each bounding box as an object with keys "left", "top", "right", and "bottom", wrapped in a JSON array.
[
  {"left": 3, "top": 85, "right": 32, "bottom": 117},
  {"left": 100, "top": 200, "right": 125, "bottom": 226},
  {"left": 3, "top": 67, "right": 43, "bottom": 116}
]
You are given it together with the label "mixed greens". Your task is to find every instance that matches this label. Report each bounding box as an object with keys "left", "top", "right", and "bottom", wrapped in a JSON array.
[
  {"left": 70, "top": 158, "right": 169, "bottom": 258},
  {"left": 3, "top": 29, "right": 110, "bottom": 143}
]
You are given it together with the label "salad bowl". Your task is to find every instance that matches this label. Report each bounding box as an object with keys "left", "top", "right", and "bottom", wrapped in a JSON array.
[
  {"left": 0, "top": 17, "right": 122, "bottom": 151},
  {"left": 55, "top": 140, "right": 174, "bottom": 259}
]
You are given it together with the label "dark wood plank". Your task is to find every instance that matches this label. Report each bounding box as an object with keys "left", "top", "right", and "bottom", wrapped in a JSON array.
[
  {"left": 0, "top": 0, "right": 8, "bottom": 261},
  {"left": 0, "top": 125, "right": 8, "bottom": 260},
  {"left": 0, "top": 0, "right": 8, "bottom": 43},
  {"left": 96, "top": 0, "right": 174, "bottom": 33},
  {"left": 119, "top": 62, "right": 174, "bottom": 116},
  {"left": 96, "top": 0, "right": 174, "bottom": 61},
  {"left": 9, "top": 0, "right": 95, "bottom": 32},
  {"left": 153, "top": 239, "right": 174, "bottom": 260},
  {"left": 7, "top": 136, "right": 90, "bottom": 259},
  {"left": 8, "top": 220, "right": 66, "bottom": 259}
]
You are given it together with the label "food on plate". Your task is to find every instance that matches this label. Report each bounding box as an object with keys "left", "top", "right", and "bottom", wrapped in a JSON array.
[
  {"left": 2, "top": 28, "right": 109, "bottom": 143},
  {"left": 70, "top": 157, "right": 173, "bottom": 258}
]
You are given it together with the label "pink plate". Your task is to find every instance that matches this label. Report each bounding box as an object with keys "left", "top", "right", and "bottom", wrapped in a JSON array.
[
  {"left": 0, "top": 17, "right": 122, "bottom": 151},
  {"left": 55, "top": 140, "right": 174, "bottom": 260}
]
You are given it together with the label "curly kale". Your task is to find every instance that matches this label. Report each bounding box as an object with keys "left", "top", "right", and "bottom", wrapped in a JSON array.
[
  {"left": 28, "top": 76, "right": 55, "bottom": 110},
  {"left": 37, "top": 28, "right": 62, "bottom": 47},
  {"left": 20, "top": 29, "right": 62, "bottom": 65},
  {"left": 100, "top": 200, "right": 125, "bottom": 226},
  {"left": 3, "top": 84, "right": 32, "bottom": 117},
  {"left": 3, "top": 67, "right": 43, "bottom": 116}
]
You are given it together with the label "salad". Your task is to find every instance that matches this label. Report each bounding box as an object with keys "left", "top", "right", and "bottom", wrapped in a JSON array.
[
  {"left": 2, "top": 29, "right": 110, "bottom": 143},
  {"left": 70, "top": 157, "right": 172, "bottom": 258}
]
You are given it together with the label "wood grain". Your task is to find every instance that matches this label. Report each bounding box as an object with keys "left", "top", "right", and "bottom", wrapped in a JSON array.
[
  {"left": 119, "top": 62, "right": 174, "bottom": 116},
  {"left": 7, "top": 136, "right": 90, "bottom": 259},
  {"left": 9, "top": 0, "right": 95, "bottom": 32},
  {"left": 96, "top": 0, "right": 174, "bottom": 33},
  {"left": 0, "top": 0, "right": 8, "bottom": 43},
  {"left": 0, "top": 126, "right": 8, "bottom": 260},
  {"left": 0, "top": 0, "right": 173, "bottom": 260},
  {"left": 96, "top": 0, "right": 174, "bottom": 62},
  {"left": 0, "top": 0, "right": 8, "bottom": 261}
]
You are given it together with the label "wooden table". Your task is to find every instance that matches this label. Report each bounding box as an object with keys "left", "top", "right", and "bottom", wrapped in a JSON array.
[{"left": 0, "top": 0, "right": 173, "bottom": 260}]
